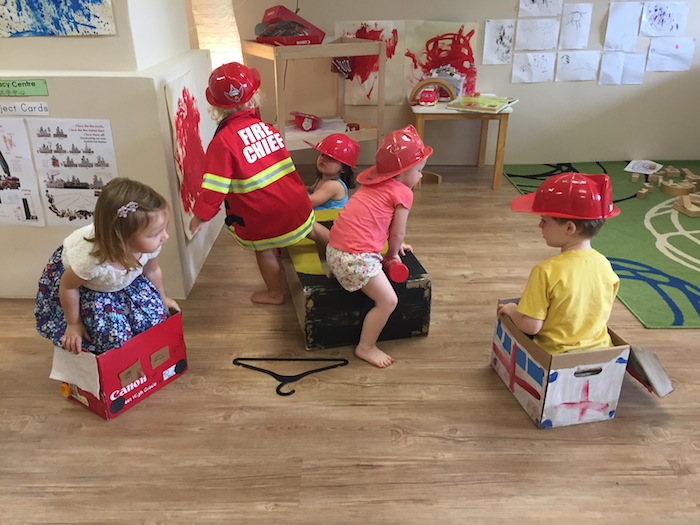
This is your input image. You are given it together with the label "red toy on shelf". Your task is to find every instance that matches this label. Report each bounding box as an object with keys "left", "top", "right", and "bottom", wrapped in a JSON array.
[{"left": 256, "top": 5, "right": 325, "bottom": 46}]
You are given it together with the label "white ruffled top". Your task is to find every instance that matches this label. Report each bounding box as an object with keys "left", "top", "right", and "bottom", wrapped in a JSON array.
[{"left": 61, "top": 224, "right": 160, "bottom": 293}]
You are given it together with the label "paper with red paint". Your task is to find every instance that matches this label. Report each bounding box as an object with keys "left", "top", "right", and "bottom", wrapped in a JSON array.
[
  {"left": 165, "top": 72, "right": 216, "bottom": 240},
  {"left": 404, "top": 20, "right": 478, "bottom": 89},
  {"left": 336, "top": 20, "right": 404, "bottom": 105},
  {"left": 336, "top": 20, "right": 479, "bottom": 106}
]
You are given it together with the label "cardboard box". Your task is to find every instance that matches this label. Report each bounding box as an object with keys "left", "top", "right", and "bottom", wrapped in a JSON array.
[
  {"left": 50, "top": 313, "right": 187, "bottom": 420},
  {"left": 256, "top": 5, "right": 325, "bottom": 46},
  {"left": 491, "top": 310, "right": 630, "bottom": 429}
]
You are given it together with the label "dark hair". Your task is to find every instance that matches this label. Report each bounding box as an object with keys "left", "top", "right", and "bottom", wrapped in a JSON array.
[
  {"left": 314, "top": 163, "right": 356, "bottom": 189},
  {"left": 88, "top": 177, "right": 169, "bottom": 270},
  {"left": 552, "top": 217, "right": 606, "bottom": 238},
  {"left": 339, "top": 164, "right": 356, "bottom": 189}
]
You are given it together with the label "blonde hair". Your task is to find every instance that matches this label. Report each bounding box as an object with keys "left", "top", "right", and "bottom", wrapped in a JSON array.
[
  {"left": 88, "top": 177, "right": 169, "bottom": 270},
  {"left": 209, "top": 92, "right": 263, "bottom": 124}
]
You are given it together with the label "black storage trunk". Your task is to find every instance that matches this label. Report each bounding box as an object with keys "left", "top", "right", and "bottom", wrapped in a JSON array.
[{"left": 283, "top": 247, "right": 431, "bottom": 350}]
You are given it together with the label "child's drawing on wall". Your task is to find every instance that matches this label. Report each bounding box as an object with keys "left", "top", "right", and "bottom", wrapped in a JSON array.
[
  {"left": 0, "top": 0, "right": 115, "bottom": 37},
  {"left": 640, "top": 2, "right": 688, "bottom": 37},
  {"left": 512, "top": 52, "right": 556, "bottom": 83},
  {"left": 559, "top": 3, "right": 592, "bottom": 50},
  {"left": 404, "top": 21, "right": 479, "bottom": 99},
  {"left": 484, "top": 19, "right": 515, "bottom": 64}
]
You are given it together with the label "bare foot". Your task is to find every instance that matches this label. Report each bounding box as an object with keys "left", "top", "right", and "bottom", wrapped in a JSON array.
[
  {"left": 355, "top": 344, "right": 395, "bottom": 368},
  {"left": 250, "top": 290, "right": 284, "bottom": 305}
]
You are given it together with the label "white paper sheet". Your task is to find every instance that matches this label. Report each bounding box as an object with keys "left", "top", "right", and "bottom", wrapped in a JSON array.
[
  {"left": 559, "top": 3, "right": 593, "bottom": 50},
  {"left": 515, "top": 19, "right": 561, "bottom": 51},
  {"left": 599, "top": 51, "right": 647, "bottom": 85},
  {"left": 0, "top": 117, "right": 45, "bottom": 226},
  {"left": 604, "top": 2, "right": 643, "bottom": 52},
  {"left": 556, "top": 51, "right": 600, "bottom": 81},
  {"left": 483, "top": 19, "right": 515, "bottom": 65},
  {"left": 50, "top": 346, "right": 100, "bottom": 397},
  {"left": 640, "top": 1, "right": 688, "bottom": 37},
  {"left": 624, "top": 160, "right": 663, "bottom": 174},
  {"left": 512, "top": 53, "right": 556, "bottom": 83},
  {"left": 622, "top": 52, "right": 648, "bottom": 84},
  {"left": 646, "top": 36, "right": 695, "bottom": 71},
  {"left": 519, "top": 0, "right": 563, "bottom": 18}
]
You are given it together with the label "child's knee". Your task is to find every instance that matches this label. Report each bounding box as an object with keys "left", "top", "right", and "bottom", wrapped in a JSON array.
[{"left": 378, "top": 291, "right": 398, "bottom": 312}]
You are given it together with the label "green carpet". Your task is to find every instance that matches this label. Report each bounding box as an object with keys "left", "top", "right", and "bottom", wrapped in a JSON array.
[{"left": 504, "top": 161, "right": 700, "bottom": 329}]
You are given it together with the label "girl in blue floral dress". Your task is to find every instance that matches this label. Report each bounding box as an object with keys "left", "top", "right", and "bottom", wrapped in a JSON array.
[{"left": 35, "top": 177, "right": 180, "bottom": 355}]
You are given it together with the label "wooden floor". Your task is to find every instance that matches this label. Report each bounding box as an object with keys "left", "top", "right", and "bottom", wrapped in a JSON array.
[{"left": 1, "top": 167, "right": 698, "bottom": 524}]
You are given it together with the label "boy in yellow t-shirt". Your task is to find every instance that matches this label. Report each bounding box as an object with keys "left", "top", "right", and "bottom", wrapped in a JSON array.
[{"left": 497, "top": 172, "right": 621, "bottom": 354}]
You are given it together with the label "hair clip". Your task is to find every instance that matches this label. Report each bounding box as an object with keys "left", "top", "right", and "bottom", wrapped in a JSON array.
[{"left": 116, "top": 201, "right": 138, "bottom": 218}]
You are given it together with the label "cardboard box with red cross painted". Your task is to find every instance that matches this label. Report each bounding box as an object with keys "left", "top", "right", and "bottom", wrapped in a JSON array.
[
  {"left": 50, "top": 312, "right": 187, "bottom": 420},
  {"left": 491, "top": 303, "right": 631, "bottom": 429}
]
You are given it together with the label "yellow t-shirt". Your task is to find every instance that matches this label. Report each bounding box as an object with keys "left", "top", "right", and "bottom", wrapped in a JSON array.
[{"left": 517, "top": 249, "right": 619, "bottom": 354}]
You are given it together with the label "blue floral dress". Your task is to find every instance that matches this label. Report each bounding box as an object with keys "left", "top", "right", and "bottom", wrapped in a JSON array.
[{"left": 35, "top": 224, "right": 167, "bottom": 355}]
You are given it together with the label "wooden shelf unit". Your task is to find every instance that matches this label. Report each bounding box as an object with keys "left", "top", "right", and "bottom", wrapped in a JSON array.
[{"left": 241, "top": 37, "right": 386, "bottom": 152}]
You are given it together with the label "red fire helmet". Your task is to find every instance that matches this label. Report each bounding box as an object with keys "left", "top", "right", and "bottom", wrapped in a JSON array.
[
  {"left": 357, "top": 125, "right": 433, "bottom": 185},
  {"left": 205, "top": 62, "right": 261, "bottom": 109},
  {"left": 304, "top": 133, "right": 360, "bottom": 167},
  {"left": 290, "top": 111, "right": 321, "bottom": 132},
  {"left": 510, "top": 172, "right": 621, "bottom": 219}
]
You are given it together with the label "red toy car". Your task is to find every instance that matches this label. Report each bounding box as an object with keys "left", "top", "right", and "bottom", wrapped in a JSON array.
[{"left": 418, "top": 87, "right": 438, "bottom": 106}]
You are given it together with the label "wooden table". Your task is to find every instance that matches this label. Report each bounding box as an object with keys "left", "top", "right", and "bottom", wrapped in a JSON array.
[{"left": 411, "top": 102, "right": 513, "bottom": 189}]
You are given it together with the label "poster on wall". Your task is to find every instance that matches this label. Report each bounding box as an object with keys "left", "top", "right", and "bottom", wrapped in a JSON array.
[
  {"left": 165, "top": 73, "right": 216, "bottom": 241},
  {"left": 0, "top": 118, "right": 45, "bottom": 226},
  {"left": 26, "top": 118, "right": 118, "bottom": 226},
  {"left": 0, "top": 0, "right": 115, "bottom": 37}
]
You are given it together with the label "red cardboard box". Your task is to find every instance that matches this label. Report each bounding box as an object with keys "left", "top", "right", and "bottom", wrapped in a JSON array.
[
  {"left": 256, "top": 5, "right": 325, "bottom": 45},
  {"left": 51, "top": 313, "right": 187, "bottom": 420}
]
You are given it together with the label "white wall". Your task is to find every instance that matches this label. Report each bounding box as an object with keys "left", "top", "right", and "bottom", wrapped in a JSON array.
[
  {"left": 0, "top": 0, "right": 190, "bottom": 72},
  {"left": 0, "top": 0, "right": 219, "bottom": 298},
  {"left": 233, "top": 0, "right": 700, "bottom": 166}
]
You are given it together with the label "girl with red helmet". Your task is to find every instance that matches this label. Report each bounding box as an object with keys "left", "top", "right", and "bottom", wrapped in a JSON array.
[
  {"left": 189, "top": 62, "right": 329, "bottom": 305},
  {"left": 305, "top": 133, "right": 359, "bottom": 210},
  {"left": 326, "top": 125, "right": 433, "bottom": 368},
  {"left": 497, "top": 172, "right": 621, "bottom": 354}
]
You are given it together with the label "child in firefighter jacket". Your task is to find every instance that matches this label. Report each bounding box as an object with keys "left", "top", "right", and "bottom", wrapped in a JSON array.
[{"left": 189, "top": 62, "right": 328, "bottom": 305}]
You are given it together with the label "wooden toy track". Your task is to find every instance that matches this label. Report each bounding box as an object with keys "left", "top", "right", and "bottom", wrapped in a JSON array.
[{"left": 409, "top": 78, "right": 458, "bottom": 104}]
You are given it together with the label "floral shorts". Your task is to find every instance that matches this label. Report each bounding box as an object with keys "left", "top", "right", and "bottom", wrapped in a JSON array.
[{"left": 326, "top": 245, "right": 382, "bottom": 292}]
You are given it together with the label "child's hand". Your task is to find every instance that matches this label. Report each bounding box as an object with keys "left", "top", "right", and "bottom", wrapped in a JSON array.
[
  {"left": 163, "top": 296, "right": 181, "bottom": 314},
  {"left": 189, "top": 216, "right": 204, "bottom": 236},
  {"left": 60, "top": 322, "right": 92, "bottom": 354},
  {"left": 399, "top": 243, "right": 412, "bottom": 255},
  {"left": 382, "top": 254, "right": 402, "bottom": 267},
  {"left": 497, "top": 302, "right": 517, "bottom": 317}
]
